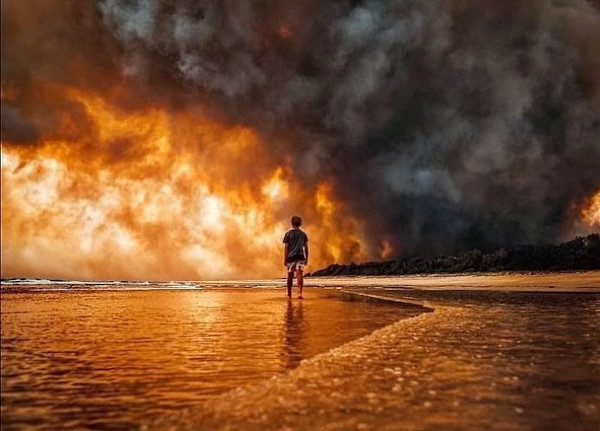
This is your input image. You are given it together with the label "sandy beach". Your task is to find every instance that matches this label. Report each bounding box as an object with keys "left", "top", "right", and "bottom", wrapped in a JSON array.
[
  {"left": 308, "top": 271, "right": 600, "bottom": 291},
  {"left": 151, "top": 271, "right": 600, "bottom": 292},
  {"left": 2, "top": 272, "right": 599, "bottom": 430},
  {"left": 152, "top": 272, "right": 600, "bottom": 430}
]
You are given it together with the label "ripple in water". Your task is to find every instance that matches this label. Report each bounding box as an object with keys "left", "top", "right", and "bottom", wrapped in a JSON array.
[{"left": 1, "top": 288, "right": 420, "bottom": 430}]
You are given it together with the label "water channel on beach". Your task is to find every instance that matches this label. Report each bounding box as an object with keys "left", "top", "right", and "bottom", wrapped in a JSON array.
[{"left": 0, "top": 286, "right": 420, "bottom": 430}]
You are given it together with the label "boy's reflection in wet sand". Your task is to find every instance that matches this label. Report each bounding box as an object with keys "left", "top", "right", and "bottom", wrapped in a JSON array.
[{"left": 282, "top": 299, "right": 305, "bottom": 369}]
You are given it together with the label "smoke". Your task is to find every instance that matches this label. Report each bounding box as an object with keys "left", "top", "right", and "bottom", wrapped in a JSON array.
[
  {"left": 2, "top": 0, "right": 600, "bottom": 279},
  {"left": 1, "top": 105, "right": 40, "bottom": 144},
  {"left": 97, "top": 0, "right": 600, "bottom": 253}
]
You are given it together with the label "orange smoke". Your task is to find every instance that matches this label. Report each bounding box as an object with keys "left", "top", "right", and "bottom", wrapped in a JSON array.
[
  {"left": 1, "top": 84, "right": 368, "bottom": 281},
  {"left": 582, "top": 190, "right": 600, "bottom": 228}
]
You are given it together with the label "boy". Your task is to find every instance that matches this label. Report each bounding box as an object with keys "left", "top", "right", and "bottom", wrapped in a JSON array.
[{"left": 283, "top": 215, "right": 309, "bottom": 299}]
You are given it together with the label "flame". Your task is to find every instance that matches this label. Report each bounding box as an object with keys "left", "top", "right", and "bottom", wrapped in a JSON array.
[
  {"left": 262, "top": 167, "right": 289, "bottom": 202},
  {"left": 380, "top": 240, "right": 394, "bottom": 260},
  {"left": 278, "top": 25, "right": 292, "bottom": 39},
  {"left": 314, "top": 182, "right": 366, "bottom": 264},
  {"left": 582, "top": 190, "right": 600, "bottom": 228},
  {"left": 1, "top": 85, "right": 368, "bottom": 280}
]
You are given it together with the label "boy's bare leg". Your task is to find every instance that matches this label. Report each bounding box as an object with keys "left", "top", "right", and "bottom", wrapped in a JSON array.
[
  {"left": 286, "top": 271, "right": 294, "bottom": 298},
  {"left": 297, "top": 270, "right": 303, "bottom": 299}
]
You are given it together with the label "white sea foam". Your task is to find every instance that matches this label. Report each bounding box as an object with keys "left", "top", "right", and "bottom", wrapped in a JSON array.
[{"left": 0, "top": 278, "right": 205, "bottom": 290}]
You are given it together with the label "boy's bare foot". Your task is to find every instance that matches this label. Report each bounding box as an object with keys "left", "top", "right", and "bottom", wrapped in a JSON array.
[{"left": 298, "top": 295, "right": 303, "bottom": 299}]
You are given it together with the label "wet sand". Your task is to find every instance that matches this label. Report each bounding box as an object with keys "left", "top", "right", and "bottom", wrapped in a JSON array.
[
  {"left": 156, "top": 273, "right": 600, "bottom": 430},
  {"left": 305, "top": 271, "right": 600, "bottom": 291}
]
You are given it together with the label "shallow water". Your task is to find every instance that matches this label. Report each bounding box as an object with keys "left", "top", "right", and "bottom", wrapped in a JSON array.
[
  {"left": 0, "top": 287, "right": 419, "bottom": 430},
  {"left": 177, "top": 290, "right": 600, "bottom": 431}
]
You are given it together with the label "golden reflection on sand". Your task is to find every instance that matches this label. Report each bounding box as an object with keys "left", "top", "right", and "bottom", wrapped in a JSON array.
[{"left": 1, "top": 288, "right": 418, "bottom": 429}]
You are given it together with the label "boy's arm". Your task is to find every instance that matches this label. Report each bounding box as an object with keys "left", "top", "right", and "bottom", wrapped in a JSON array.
[
  {"left": 284, "top": 244, "right": 288, "bottom": 266},
  {"left": 304, "top": 242, "right": 309, "bottom": 265}
]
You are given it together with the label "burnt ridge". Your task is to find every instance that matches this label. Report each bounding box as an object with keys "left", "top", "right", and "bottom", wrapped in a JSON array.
[{"left": 310, "top": 234, "right": 600, "bottom": 276}]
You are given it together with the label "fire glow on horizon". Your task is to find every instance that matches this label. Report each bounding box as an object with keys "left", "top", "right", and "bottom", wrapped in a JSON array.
[
  {"left": 583, "top": 191, "right": 600, "bottom": 229},
  {"left": 1, "top": 85, "right": 368, "bottom": 280},
  {"left": 2, "top": 85, "right": 597, "bottom": 281},
  {"left": 2, "top": 0, "right": 599, "bottom": 280}
]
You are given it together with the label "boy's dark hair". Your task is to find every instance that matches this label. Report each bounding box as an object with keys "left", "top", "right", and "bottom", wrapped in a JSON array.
[{"left": 291, "top": 215, "right": 302, "bottom": 227}]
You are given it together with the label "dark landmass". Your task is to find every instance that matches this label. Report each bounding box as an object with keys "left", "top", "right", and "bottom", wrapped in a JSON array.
[{"left": 311, "top": 234, "right": 600, "bottom": 276}]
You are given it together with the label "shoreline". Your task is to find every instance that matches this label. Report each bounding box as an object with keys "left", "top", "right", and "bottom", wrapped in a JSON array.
[
  {"left": 153, "top": 291, "right": 436, "bottom": 430},
  {"left": 153, "top": 285, "right": 600, "bottom": 430},
  {"left": 2, "top": 271, "right": 599, "bottom": 294},
  {"left": 305, "top": 271, "right": 600, "bottom": 293}
]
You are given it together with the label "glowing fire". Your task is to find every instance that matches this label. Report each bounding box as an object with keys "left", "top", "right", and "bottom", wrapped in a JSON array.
[
  {"left": 262, "top": 167, "right": 289, "bottom": 202},
  {"left": 582, "top": 190, "right": 600, "bottom": 228},
  {"left": 278, "top": 25, "right": 292, "bottom": 39},
  {"left": 1, "top": 85, "right": 367, "bottom": 280}
]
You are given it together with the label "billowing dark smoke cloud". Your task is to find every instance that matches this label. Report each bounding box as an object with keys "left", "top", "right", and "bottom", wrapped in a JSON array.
[
  {"left": 1, "top": 105, "right": 40, "bottom": 144},
  {"left": 4, "top": 0, "right": 600, "bottom": 261},
  {"left": 96, "top": 0, "right": 600, "bottom": 256}
]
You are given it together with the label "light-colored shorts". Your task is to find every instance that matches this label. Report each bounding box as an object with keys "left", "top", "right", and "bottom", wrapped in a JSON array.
[{"left": 287, "top": 260, "right": 306, "bottom": 274}]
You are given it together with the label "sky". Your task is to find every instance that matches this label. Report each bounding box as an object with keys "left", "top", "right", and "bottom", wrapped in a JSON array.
[{"left": 2, "top": 0, "right": 599, "bottom": 280}]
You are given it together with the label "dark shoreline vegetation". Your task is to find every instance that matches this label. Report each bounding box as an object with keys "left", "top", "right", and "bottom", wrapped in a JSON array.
[{"left": 310, "top": 234, "right": 600, "bottom": 277}]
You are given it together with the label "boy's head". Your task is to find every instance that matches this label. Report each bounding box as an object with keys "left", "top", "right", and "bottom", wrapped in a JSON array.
[{"left": 291, "top": 215, "right": 302, "bottom": 228}]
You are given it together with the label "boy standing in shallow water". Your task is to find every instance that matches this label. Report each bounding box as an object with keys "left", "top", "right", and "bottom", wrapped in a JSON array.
[{"left": 283, "top": 216, "right": 309, "bottom": 299}]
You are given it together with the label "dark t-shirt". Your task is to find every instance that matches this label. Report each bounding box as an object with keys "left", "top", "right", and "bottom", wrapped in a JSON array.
[{"left": 283, "top": 229, "right": 308, "bottom": 262}]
